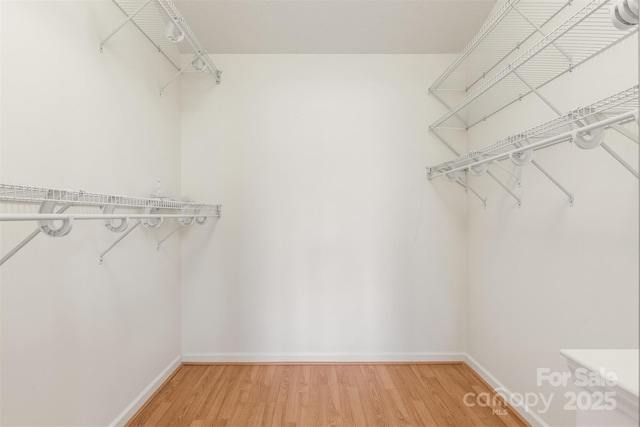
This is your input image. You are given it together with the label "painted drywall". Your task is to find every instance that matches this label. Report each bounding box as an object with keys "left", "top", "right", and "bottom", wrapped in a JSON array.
[
  {"left": 180, "top": 54, "right": 468, "bottom": 360},
  {"left": 1, "top": 2, "right": 183, "bottom": 425},
  {"left": 0, "top": 0, "right": 3, "bottom": 422},
  {"left": 465, "top": 21, "right": 638, "bottom": 427}
]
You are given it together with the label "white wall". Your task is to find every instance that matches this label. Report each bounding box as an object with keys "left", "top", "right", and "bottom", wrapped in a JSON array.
[
  {"left": 465, "top": 27, "right": 639, "bottom": 427},
  {"left": 1, "top": 2, "right": 183, "bottom": 425},
  {"left": 180, "top": 54, "right": 468, "bottom": 361}
]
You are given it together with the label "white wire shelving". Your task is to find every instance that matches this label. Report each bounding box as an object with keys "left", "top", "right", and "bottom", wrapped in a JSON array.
[
  {"left": 429, "top": 0, "right": 638, "bottom": 132},
  {"left": 428, "top": 86, "right": 639, "bottom": 174},
  {"left": 430, "top": 0, "right": 571, "bottom": 94},
  {"left": 0, "top": 184, "right": 222, "bottom": 266},
  {"left": 427, "top": 86, "right": 639, "bottom": 207},
  {"left": 100, "top": 0, "right": 221, "bottom": 94}
]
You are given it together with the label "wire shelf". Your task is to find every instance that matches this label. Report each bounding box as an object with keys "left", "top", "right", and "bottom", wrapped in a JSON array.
[
  {"left": 102, "top": 0, "right": 221, "bottom": 92},
  {"left": 427, "top": 85, "right": 639, "bottom": 175},
  {"left": 430, "top": 0, "right": 638, "bottom": 130},
  {"left": 112, "top": 0, "right": 181, "bottom": 68},
  {"left": 430, "top": 0, "right": 571, "bottom": 93},
  {"left": 0, "top": 184, "right": 222, "bottom": 216}
]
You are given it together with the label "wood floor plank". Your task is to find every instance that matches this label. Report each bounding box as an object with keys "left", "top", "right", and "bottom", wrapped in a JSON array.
[{"left": 126, "top": 363, "right": 531, "bottom": 427}]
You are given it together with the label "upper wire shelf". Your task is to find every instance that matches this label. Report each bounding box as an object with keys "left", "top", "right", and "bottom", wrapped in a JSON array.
[
  {"left": 427, "top": 85, "right": 639, "bottom": 176},
  {"left": 430, "top": 0, "right": 571, "bottom": 93},
  {"left": 430, "top": 0, "right": 638, "bottom": 130},
  {"left": 101, "top": 0, "right": 221, "bottom": 93}
]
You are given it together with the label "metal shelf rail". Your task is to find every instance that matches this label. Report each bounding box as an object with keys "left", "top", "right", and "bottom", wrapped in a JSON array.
[
  {"left": 0, "top": 184, "right": 222, "bottom": 266},
  {"left": 430, "top": 0, "right": 638, "bottom": 135},
  {"left": 100, "top": 0, "right": 221, "bottom": 94},
  {"left": 426, "top": 87, "right": 639, "bottom": 207}
]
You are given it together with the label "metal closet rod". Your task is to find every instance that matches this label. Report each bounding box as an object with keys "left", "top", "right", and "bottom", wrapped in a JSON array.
[
  {"left": 428, "top": 85, "right": 639, "bottom": 173},
  {"left": 0, "top": 214, "right": 219, "bottom": 222},
  {"left": 0, "top": 183, "right": 222, "bottom": 266},
  {"left": 428, "top": 110, "right": 637, "bottom": 179}
]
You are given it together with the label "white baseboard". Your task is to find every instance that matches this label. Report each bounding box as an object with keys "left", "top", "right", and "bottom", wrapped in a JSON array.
[
  {"left": 109, "top": 355, "right": 182, "bottom": 427},
  {"left": 464, "top": 353, "right": 549, "bottom": 427},
  {"left": 182, "top": 352, "right": 466, "bottom": 363}
]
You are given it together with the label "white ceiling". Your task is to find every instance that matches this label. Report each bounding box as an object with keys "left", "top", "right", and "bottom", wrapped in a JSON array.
[{"left": 175, "top": 0, "right": 496, "bottom": 54}]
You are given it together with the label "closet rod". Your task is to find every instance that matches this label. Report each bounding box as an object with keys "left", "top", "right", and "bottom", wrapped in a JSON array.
[
  {"left": 427, "top": 86, "right": 639, "bottom": 173},
  {"left": 429, "top": 110, "right": 637, "bottom": 179},
  {"left": 0, "top": 214, "right": 219, "bottom": 222}
]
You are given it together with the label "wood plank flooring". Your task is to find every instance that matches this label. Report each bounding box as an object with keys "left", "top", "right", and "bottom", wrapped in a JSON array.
[{"left": 127, "top": 363, "right": 529, "bottom": 427}]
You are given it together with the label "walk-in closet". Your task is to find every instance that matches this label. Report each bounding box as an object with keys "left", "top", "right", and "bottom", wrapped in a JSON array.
[{"left": 0, "top": 0, "right": 637, "bottom": 426}]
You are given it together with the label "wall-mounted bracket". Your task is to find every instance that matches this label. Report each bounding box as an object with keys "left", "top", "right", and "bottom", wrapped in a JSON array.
[
  {"left": 101, "top": 0, "right": 222, "bottom": 92},
  {"left": 157, "top": 223, "right": 182, "bottom": 250},
  {"left": 609, "top": 122, "right": 639, "bottom": 143},
  {"left": 455, "top": 178, "right": 487, "bottom": 209},
  {"left": 430, "top": 128, "right": 461, "bottom": 157},
  {"left": 531, "top": 160, "right": 575, "bottom": 206},
  {"left": 100, "top": 0, "right": 153, "bottom": 52},
  {"left": 600, "top": 142, "right": 640, "bottom": 178},
  {"left": 429, "top": 90, "right": 468, "bottom": 129},
  {"left": 99, "top": 220, "right": 142, "bottom": 265},
  {"left": 0, "top": 204, "right": 72, "bottom": 267},
  {"left": 487, "top": 170, "right": 522, "bottom": 207},
  {"left": 513, "top": 70, "right": 564, "bottom": 116},
  {"left": 490, "top": 161, "right": 522, "bottom": 187},
  {"left": 512, "top": 4, "right": 573, "bottom": 64}
]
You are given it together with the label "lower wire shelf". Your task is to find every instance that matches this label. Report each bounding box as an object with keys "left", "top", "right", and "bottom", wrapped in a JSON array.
[
  {"left": 427, "top": 86, "right": 639, "bottom": 207},
  {"left": 0, "top": 184, "right": 222, "bottom": 266}
]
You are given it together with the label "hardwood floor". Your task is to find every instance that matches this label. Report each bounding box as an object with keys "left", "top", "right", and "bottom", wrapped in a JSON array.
[{"left": 127, "top": 363, "right": 529, "bottom": 427}]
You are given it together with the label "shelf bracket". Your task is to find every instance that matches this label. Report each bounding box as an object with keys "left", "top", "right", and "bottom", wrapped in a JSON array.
[
  {"left": 609, "top": 122, "right": 639, "bottom": 144},
  {"left": 512, "top": 4, "right": 573, "bottom": 65},
  {"left": 531, "top": 160, "right": 575, "bottom": 206},
  {"left": 100, "top": 0, "right": 154, "bottom": 52},
  {"left": 157, "top": 223, "right": 182, "bottom": 250},
  {"left": 99, "top": 220, "right": 142, "bottom": 265},
  {"left": 513, "top": 71, "right": 563, "bottom": 116},
  {"left": 429, "top": 90, "right": 468, "bottom": 129},
  {"left": 160, "top": 60, "right": 192, "bottom": 95},
  {"left": 0, "top": 204, "right": 72, "bottom": 267},
  {"left": 430, "top": 128, "right": 461, "bottom": 156},
  {"left": 600, "top": 142, "right": 639, "bottom": 179},
  {"left": 490, "top": 161, "right": 522, "bottom": 187},
  {"left": 455, "top": 178, "right": 487, "bottom": 209},
  {"left": 487, "top": 170, "right": 522, "bottom": 207}
]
